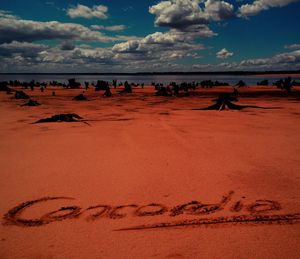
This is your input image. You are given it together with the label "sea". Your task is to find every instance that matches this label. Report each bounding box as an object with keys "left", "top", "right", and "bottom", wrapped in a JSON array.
[{"left": 1, "top": 74, "right": 300, "bottom": 86}]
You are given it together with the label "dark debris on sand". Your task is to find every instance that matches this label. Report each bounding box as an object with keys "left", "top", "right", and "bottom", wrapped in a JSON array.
[
  {"left": 15, "top": 90, "right": 30, "bottom": 99},
  {"left": 193, "top": 93, "right": 268, "bottom": 111},
  {"left": 73, "top": 94, "right": 87, "bottom": 101},
  {"left": 33, "top": 113, "right": 84, "bottom": 124},
  {"left": 21, "top": 99, "right": 41, "bottom": 106}
]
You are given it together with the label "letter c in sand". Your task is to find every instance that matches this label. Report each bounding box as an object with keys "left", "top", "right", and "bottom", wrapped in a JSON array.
[{"left": 3, "top": 197, "right": 77, "bottom": 227}]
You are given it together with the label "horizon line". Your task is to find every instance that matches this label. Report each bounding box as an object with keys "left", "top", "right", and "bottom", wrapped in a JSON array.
[{"left": 1, "top": 70, "right": 300, "bottom": 76}]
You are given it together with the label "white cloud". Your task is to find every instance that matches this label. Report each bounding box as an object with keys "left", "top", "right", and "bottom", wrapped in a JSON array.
[
  {"left": 0, "top": 13, "right": 138, "bottom": 44},
  {"left": 0, "top": 29, "right": 206, "bottom": 72},
  {"left": 91, "top": 24, "right": 126, "bottom": 31},
  {"left": 1, "top": 41, "right": 300, "bottom": 73},
  {"left": 67, "top": 4, "right": 108, "bottom": 19},
  {"left": 110, "top": 30, "right": 206, "bottom": 68},
  {"left": 149, "top": 0, "right": 207, "bottom": 30},
  {"left": 149, "top": 0, "right": 234, "bottom": 31},
  {"left": 204, "top": 0, "right": 235, "bottom": 21},
  {"left": 238, "top": 0, "right": 299, "bottom": 17},
  {"left": 0, "top": 10, "right": 18, "bottom": 19},
  {"left": 236, "top": 49, "right": 300, "bottom": 70},
  {"left": 216, "top": 48, "right": 233, "bottom": 59},
  {"left": 112, "top": 31, "right": 204, "bottom": 56},
  {"left": 284, "top": 44, "right": 300, "bottom": 49}
]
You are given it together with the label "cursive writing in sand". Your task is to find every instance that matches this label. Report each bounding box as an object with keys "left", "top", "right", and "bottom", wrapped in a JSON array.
[{"left": 3, "top": 191, "right": 300, "bottom": 230}]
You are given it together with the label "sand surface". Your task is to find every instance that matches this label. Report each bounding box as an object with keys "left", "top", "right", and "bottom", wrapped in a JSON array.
[{"left": 0, "top": 86, "right": 300, "bottom": 258}]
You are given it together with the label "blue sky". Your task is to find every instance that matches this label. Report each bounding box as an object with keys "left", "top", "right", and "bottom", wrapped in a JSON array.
[{"left": 0, "top": 0, "right": 299, "bottom": 72}]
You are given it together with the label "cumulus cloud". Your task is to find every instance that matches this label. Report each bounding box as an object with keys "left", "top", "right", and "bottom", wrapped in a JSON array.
[
  {"left": 149, "top": 0, "right": 234, "bottom": 32},
  {"left": 238, "top": 0, "right": 299, "bottom": 17},
  {"left": 204, "top": 0, "right": 235, "bottom": 21},
  {"left": 0, "top": 10, "right": 18, "bottom": 19},
  {"left": 0, "top": 30, "right": 206, "bottom": 72},
  {"left": 0, "top": 41, "right": 49, "bottom": 57},
  {"left": 194, "top": 49, "right": 300, "bottom": 71},
  {"left": 0, "top": 13, "right": 139, "bottom": 44},
  {"left": 60, "top": 40, "right": 75, "bottom": 51},
  {"left": 216, "top": 48, "right": 233, "bottom": 59},
  {"left": 235, "top": 49, "right": 300, "bottom": 70},
  {"left": 67, "top": 4, "right": 108, "bottom": 19},
  {"left": 0, "top": 16, "right": 115, "bottom": 44},
  {"left": 91, "top": 24, "right": 126, "bottom": 31},
  {"left": 149, "top": 0, "right": 207, "bottom": 30},
  {"left": 284, "top": 44, "right": 300, "bottom": 49},
  {"left": 112, "top": 30, "right": 204, "bottom": 59},
  {"left": 1, "top": 41, "right": 300, "bottom": 73}
]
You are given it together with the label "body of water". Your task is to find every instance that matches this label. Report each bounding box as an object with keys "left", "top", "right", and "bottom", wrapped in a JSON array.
[{"left": 1, "top": 74, "right": 300, "bottom": 86}]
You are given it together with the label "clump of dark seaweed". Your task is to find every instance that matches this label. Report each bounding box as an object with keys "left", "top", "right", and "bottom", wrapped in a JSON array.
[
  {"left": 95, "top": 80, "right": 109, "bottom": 91},
  {"left": 257, "top": 80, "right": 269, "bottom": 86},
  {"left": 274, "top": 77, "right": 293, "bottom": 93},
  {"left": 15, "top": 90, "right": 30, "bottom": 99},
  {"left": 155, "top": 86, "right": 172, "bottom": 96},
  {"left": 34, "top": 113, "right": 83, "bottom": 123},
  {"left": 67, "top": 78, "right": 81, "bottom": 89},
  {"left": 236, "top": 80, "right": 246, "bottom": 88},
  {"left": 21, "top": 99, "right": 41, "bottom": 106},
  {"left": 200, "top": 80, "right": 229, "bottom": 88},
  {"left": 73, "top": 93, "right": 87, "bottom": 101},
  {"left": 103, "top": 86, "right": 112, "bottom": 97},
  {"left": 0, "top": 81, "right": 11, "bottom": 92},
  {"left": 119, "top": 81, "right": 132, "bottom": 93},
  {"left": 193, "top": 92, "right": 266, "bottom": 111}
]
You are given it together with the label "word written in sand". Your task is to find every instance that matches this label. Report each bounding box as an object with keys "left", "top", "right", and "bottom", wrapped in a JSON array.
[{"left": 3, "top": 191, "right": 300, "bottom": 230}]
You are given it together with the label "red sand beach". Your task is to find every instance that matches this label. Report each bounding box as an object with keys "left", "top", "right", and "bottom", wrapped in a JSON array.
[{"left": 0, "top": 85, "right": 300, "bottom": 258}]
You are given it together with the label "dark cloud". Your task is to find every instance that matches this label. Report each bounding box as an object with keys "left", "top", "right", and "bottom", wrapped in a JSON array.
[
  {"left": 60, "top": 40, "right": 75, "bottom": 51},
  {"left": 0, "top": 41, "right": 49, "bottom": 57},
  {"left": 0, "top": 16, "right": 114, "bottom": 44}
]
